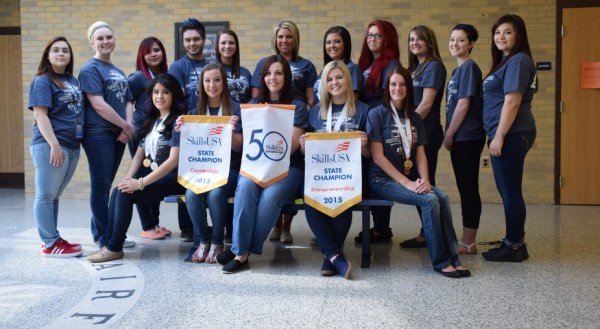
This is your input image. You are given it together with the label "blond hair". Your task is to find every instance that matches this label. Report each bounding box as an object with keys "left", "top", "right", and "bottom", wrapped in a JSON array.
[{"left": 319, "top": 61, "right": 356, "bottom": 120}]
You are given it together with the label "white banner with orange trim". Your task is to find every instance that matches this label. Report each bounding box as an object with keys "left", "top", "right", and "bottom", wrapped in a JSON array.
[
  {"left": 239, "top": 104, "right": 295, "bottom": 187},
  {"left": 178, "top": 115, "right": 233, "bottom": 194},
  {"left": 303, "top": 132, "right": 362, "bottom": 217}
]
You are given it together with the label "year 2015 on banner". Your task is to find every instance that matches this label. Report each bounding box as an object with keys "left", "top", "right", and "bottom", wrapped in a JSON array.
[
  {"left": 178, "top": 116, "right": 233, "bottom": 194},
  {"left": 304, "top": 132, "right": 362, "bottom": 217}
]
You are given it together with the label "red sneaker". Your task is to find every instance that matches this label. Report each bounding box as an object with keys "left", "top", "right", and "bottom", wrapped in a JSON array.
[
  {"left": 158, "top": 225, "right": 172, "bottom": 236},
  {"left": 56, "top": 237, "right": 82, "bottom": 251},
  {"left": 42, "top": 239, "right": 83, "bottom": 258},
  {"left": 141, "top": 227, "right": 167, "bottom": 240}
]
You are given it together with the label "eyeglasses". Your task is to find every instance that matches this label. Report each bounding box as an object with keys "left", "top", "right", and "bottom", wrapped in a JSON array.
[{"left": 366, "top": 33, "right": 383, "bottom": 40}]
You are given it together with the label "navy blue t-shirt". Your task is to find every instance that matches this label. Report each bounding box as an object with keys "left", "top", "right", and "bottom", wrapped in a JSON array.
[
  {"left": 483, "top": 53, "right": 537, "bottom": 139},
  {"left": 445, "top": 59, "right": 485, "bottom": 141},
  {"left": 308, "top": 101, "right": 369, "bottom": 133},
  {"left": 367, "top": 105, "right": 427, "bottom": 179},
  {"left": 28, "top": 74, "right": 84, "bottom": 149},
  {"left": 313, "top": 61, "right": 363, "bottom": 102},
  {"left": 247, "top": 98, "right": 308, "bottom": 169},
  {"left": 127, "top": 71, "right": 154, "bottom": 131},
  {"left": 222, "top": 64, "right": 252, "bottom": 104},
  {"left": 79, "top": 58, "right": 133, "bottom": 133},
  {"left": 251, "top": 57, "right": 318, "bottom": 104},
  {"left": 360, "top": 59, "right": 401, "bottom": 108},
  {"left": 139, "top": 120, "right": 180, "bottom": 174},
  {"left": 412, "top": 59, "right": 447, "bottom": 131},
  {"left": 168, "top": 56, "right": 211, "bottom": 114}
]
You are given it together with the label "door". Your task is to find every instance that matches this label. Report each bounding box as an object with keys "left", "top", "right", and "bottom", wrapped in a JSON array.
[
  {"left": 560, "top": 7, "right": 600, "bottom": 204},
  {"left": 0, "top": 32, "right": 24, "bottom": 186}
]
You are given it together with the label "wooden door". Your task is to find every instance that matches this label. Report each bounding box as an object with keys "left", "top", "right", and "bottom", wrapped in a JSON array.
[
  {"left": 560, "top": 7, "right": 600, "bottom": 204},
  {"left": 0, "top": 33, "right": 24, "bottom": 186}
]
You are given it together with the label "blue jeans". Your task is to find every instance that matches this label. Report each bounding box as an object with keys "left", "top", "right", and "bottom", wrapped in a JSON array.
[
  {"left": 450, "top": 138, "right": 485, "bottom": 229},
  {"left": 128, "top": 144, "right": 161, "bottom": 231},
  {"left": 490, "top": 130, "right": 536, "bottom": 244},
  {"left": 30, "top": 143, "right": 80, "bottom": 247},
  {"left": 186, "top": 168, "right": 239, "bottom": 245},
  {"left": 232, "top": 167, "right": 303, "bottom": 256},
  {"left": 83, "top": 131, "right": 126, "bottom": 246},
  {"left": 370, "top": 176, "right": 461, "bottom": 270},
  {"left": 105, "top": 171, "right": 185, "bottom": 252},
  {"left": 305, "top": 206, "right": 352, "bottom": 259}
]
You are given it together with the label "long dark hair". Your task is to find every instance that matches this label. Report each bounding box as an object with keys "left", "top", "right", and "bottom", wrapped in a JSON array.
[
  {"left": 197, "top": 63, "right": 233, "bottom": 116},
  {"left": 36, "top": 36, "right": 74, "bottom": 89},
  {"left": 137, "top": 74, "right": 187, "bottom": 141},
  {"left": 382, "top": 65, "right": 414, "bottom": 120},
  {"left": 358, "top": 20, "right": 401, "bottom": 97},
  {"left": 486, "top": 14, "right": 534, "bottom": 78},
  {"left": 216, "top": 29, "right": 241, "bottom": 78},
  {"left": 257, "top": 55, "right": 293, "bottom": 104},
  {"left": 323, "top": 26, "right": 353, "bottom": 66},
  {"left": 135, "top": 37, "right": 168, "bottom": 79}
]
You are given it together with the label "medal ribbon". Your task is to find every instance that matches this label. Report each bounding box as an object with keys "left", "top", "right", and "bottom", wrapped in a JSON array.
[
  {"left": 325, "top": 102, "right": 348, "bottom": 133},
  {"left": 389, "top": 102, "right": 413, "bottom": 173}
]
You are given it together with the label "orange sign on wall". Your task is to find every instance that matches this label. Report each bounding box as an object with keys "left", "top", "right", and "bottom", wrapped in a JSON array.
[{"left": 581, "top": 62, "right": 600, "bottom": 89}]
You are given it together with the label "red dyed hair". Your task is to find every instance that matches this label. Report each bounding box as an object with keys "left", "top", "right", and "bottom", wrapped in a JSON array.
[
  {"left": 358, "top": 20, "right": 401, "bottom": 97},
  {"left": 135, "top": 37, "right": 168, "bottom": 79}
]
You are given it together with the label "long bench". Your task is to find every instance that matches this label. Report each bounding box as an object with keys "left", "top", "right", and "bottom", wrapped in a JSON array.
[{"left": 164, "top": 195, "right": 393, "bottom": 268}]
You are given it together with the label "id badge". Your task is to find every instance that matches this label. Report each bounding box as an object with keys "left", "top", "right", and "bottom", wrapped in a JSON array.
[{"left": 76, "top": 124, "right": 84, "bottom": 139}]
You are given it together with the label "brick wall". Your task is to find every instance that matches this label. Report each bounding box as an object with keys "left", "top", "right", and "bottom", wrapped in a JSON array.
[{"left": 18, "top": 0, "right": 556, "bottom": 203}]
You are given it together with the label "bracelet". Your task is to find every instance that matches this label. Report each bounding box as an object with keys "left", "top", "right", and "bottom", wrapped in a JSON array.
[{"left": 138, "top": 177, "right": 145, "bottom": 191}]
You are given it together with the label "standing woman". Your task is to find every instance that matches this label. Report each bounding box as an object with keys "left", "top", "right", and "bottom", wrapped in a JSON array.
[
  {"left": 179, "top": 64, "right": 242, "bottom": 263},
  {"left": 313, "top": 26, "right": 362, "bottom": 102},
  {"left": 301, "top": 61, "right": 370, "bottom": 279},
  {"left": 29, "top": 36, "right": 84, "bottom": 257},
  {"left": 128, "top": 37, "right": 171, "bottom": 240},
  {"left": 79, "top": 21, "right": 135, "bottom": 248},
  {"left": 354, "top": 19, "right": 400, "bottom": 244},
  {"left": 368, "top": 66, "right": 469, "bottom": 278},
  {"left": 87, "top": 74, "right": 187, "bottom": 263},
  {"left": 216, "top": 29, "right": 252, "bottom": 104},
  {"left": 252, "top": 21, "right": 317, "bottom": 243},
  {"left": 217, "top": 55, "right": 308, "bottom": 273},
  {"left": 401, "top": 25, "right": 447, "bottom": 249},
  {"left": 444, "top": 24, "right": 486, "bottom": 254},
  {"left": 358, "top": 19, "right": 401, "bottom": 108},
  {"left": 481, "top": 14, "right": 537, "bottom": 262},
  {"left": 251, "top": 20, "right": 318, "bottom": 108}
]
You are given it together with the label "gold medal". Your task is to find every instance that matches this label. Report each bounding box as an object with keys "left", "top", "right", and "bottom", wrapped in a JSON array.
[
  {"left": 404, "top": 159, "right": 413, "bottom": 175},
  {"left": 143, "top": 158, "right": 151, "bottom": 167},
  {"left": 150, "top": 162, "right": 158, "bottom": 171}
]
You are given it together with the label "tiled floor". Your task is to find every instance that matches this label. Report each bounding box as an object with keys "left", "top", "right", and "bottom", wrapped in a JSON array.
[{"left": 1, "top": 187, "right": 599, "bottom": 328}]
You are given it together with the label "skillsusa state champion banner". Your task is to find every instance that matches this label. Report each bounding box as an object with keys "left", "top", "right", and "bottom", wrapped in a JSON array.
[
  {"left": 304, "top": 132, "right": 362, "bottom": 217},
  {"left": 240, "top": 104, "right": 295, "bottom": 187},
  {"left": 178, "top": 115, "right": 233, "bottom": 194}
]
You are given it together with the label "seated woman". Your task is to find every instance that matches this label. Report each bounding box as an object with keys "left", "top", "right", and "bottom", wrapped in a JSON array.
[
  {"left": 87, "top": 74, "right": 187, "bottom": 263},
  {"left": 177, "top": 64, "right": 242, "bottom": 263},
  {"left": 300, "top": 61, "right": 370, "bottom": 279},
  {"left": 367, "top": 66, "right": 470, "bottom": 278},
  {"left": 217, "top": 55, "right": 308, "bottom": 273}
]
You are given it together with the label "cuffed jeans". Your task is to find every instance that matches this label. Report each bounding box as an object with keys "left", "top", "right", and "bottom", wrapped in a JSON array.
[
  {"left": 30, "top": 142, "right": 80, "bottom": 247},
  {"left": 232, "top": 167, "right": 303, "bottom": 256},
  {"left": 450, "top": 138, "right": 485, "bottom": 229},
  {"left": 82, "top": 131, "right": 126, "bottom": 246},
  {"left": 186, "top": 169, "right": 239, "bottom": 245},
  {"left": 105, "top": 171, "right": 185, "bottom": 252},
  {"left": 490, "top": 130, "right": 536, "bottom": 244},
  {"left": 370, "top": 176, "right": 461, "bottom": 270}
]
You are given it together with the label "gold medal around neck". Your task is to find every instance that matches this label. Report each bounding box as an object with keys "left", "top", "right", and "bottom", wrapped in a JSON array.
[
  {"left": 143, "top": 159, "right": 151, "bottom": 167},
  {"left": 404, "top": 159, "right": 413, "bottom": 175}
]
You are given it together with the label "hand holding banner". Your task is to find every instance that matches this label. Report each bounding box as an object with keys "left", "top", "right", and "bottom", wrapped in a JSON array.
[
  {"left": 240, "top": 104, "right": 295, "bottom": 187},
  {"left": 178, "top": 115, "right": 233, "bottom": 194},
  {"left": 304, "top": 132, "right": 362, "bottom": 217}
]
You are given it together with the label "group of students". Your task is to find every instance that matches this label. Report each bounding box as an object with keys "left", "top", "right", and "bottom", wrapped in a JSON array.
[{"left": 29, "top": 14, "right": 537, "bottom": 280}]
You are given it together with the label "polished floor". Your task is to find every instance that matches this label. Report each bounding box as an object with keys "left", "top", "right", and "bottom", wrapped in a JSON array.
[{"left": 1, "top": 187, "right": 599, "bottom": 328}]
